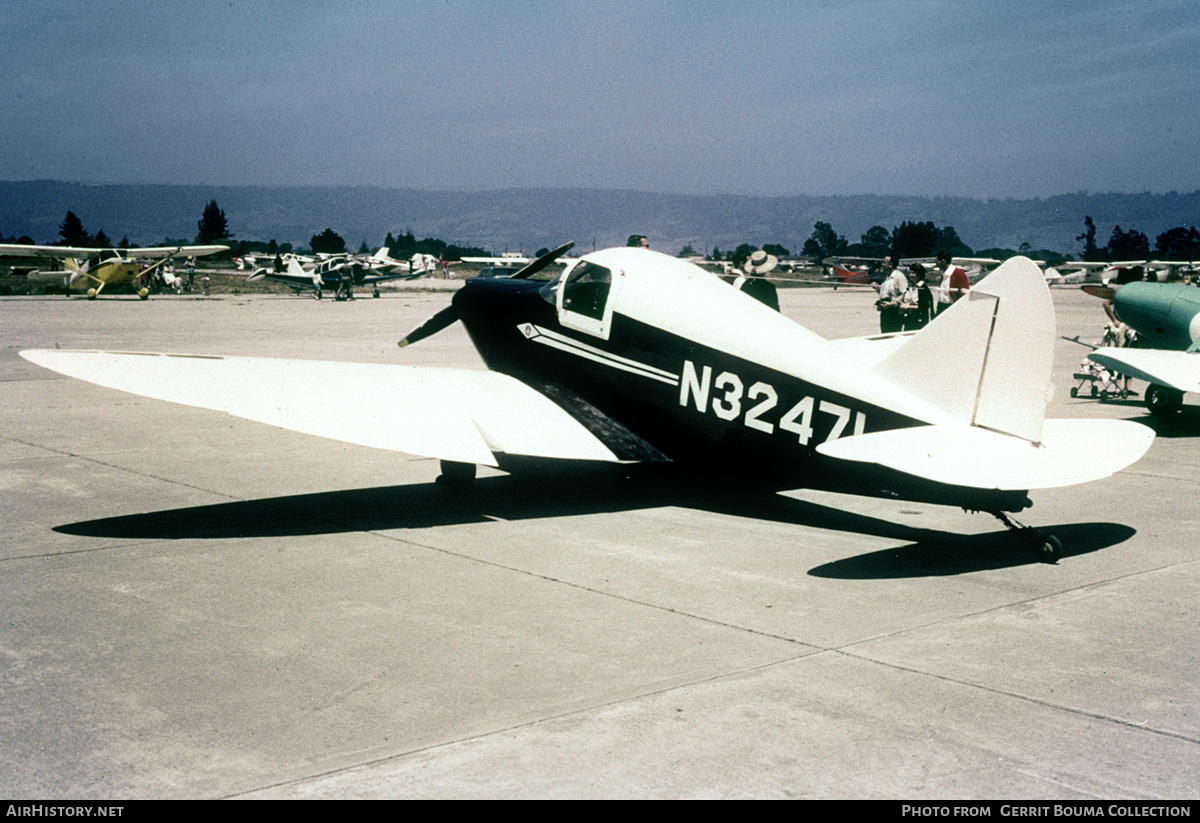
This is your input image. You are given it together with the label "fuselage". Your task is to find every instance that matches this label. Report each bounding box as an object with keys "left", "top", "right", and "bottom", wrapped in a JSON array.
[
  {"left": 1113, "top": 281, "right": 1200, "bottom": 350},
  {"left": 451, "top": 249, "right": 1030, "bottom": 510}
]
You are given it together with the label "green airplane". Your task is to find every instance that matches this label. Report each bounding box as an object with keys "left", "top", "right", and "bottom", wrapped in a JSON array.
[{"left": 1086, "top": 280, "right": 1200, "bottom": 415}]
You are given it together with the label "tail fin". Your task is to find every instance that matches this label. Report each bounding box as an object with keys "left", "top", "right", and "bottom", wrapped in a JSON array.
[
  {"left": 287, "top": 258, "right": 307, "bottom": 277},
  {"left": 873, "top": 256, "right": 1054, "bottom": 443}
]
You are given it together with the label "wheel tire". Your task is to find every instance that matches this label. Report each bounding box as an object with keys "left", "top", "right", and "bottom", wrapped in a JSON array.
[
  {"left": 1146, "top": 384, "right": 1183, "bottom": 417},
  {"left": 1037, "top": 534, "right": 1063, "bottom": 564},
  {"left": 1071, "top": 387, "right": 1079, "bottom": 398}
]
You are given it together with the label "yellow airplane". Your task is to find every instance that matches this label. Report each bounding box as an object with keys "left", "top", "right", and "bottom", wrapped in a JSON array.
[{"left": 1, "top": 243, "right": 228, "bottom": 299}]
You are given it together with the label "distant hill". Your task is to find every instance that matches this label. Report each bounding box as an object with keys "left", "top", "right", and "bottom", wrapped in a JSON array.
[{"left": 4, "top": 180, "right": 1200, "bottom": 258}]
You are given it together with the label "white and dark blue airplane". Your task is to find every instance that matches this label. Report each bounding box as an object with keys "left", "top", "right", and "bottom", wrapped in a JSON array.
[{"left": 20, "top": 245, "right": 1153, "bottom": 563}]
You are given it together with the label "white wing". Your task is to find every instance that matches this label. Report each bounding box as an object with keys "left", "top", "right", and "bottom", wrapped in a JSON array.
[
  {"left": 19, "top": 350, "right": 618, "bottom": 466},
  {"left": 1088, "top": 348, "right": 1200, "bottom": 394},
  {"left": 817, "top": 419, "right": 1154, "bottom": 490},
  {"left": 0, "top": 244, "right": 227, "bottom": 259}
]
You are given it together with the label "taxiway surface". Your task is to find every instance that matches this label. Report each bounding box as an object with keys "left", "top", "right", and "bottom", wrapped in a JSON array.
[{"left": 1, "top": 284, "right": 1197, "bottom": 799}]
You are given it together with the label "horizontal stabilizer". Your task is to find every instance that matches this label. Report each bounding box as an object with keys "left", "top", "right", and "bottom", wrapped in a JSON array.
[
  {"left": 816, "top": 419, "right": 1153, "bottom": 490},
  {"left": 1088, "top": 348, "right": 1200, "bottom": 394},
  {"left": 19, "top": 350, "right": 620, "bottom": 467}
]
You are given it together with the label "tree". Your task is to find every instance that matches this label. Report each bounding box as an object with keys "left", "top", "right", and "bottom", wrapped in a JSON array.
[
  {"left": 1155, "top": 226, "right": 1200, "bottom": 261},
  {"left": 762, "top": 243, "right": 790, "bottom": 258},
  {"left": 801, "top": 222, "right": 847, "bottom": 260},
  {"left": 1105, "top": 225, "right": 1149, "bottom": 261},
  {"left": 731, "top": 243, "right": 758, "bottom": 269},
  {"left": 58, "top": 211, "right": 89, "bottom": 246},
  {"left": 935, "top": 226, "right": 972, "bottom": 257},
  {"left": 1077, "top": 216, "right": 1098, "bottom": 261},
  {"left": 859, "top": 226, "right": 891, "bottom": 259},
  {"left": 196, "top": 199, "right": 231, "bottom": 244},
  {"left": 677, "top": 244, "right": 697, "bottom": 258},
  {"left": 310, "top": 228, "right": 347, "bottom": 255},
  {"left": 891, "top": 221, "right": 940, "bottom": 259}
]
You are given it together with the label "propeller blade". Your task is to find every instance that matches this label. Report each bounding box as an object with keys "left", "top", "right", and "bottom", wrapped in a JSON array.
[
  {"left": 398, "top": 305, "right": 460, "bottom": 348},
  {"left": 510, "top": 241, "right": 575, "bottom": 280},
  {"left": 1082, "top": 284, "right": 1117, "bottom": 301}
]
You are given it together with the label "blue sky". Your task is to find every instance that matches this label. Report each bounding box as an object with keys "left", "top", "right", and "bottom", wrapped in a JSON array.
[{"left": 3, "top": 0, "right": 1198, "bottom": 198}]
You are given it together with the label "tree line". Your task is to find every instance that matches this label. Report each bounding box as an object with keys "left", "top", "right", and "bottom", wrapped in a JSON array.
[
  {"left": 0, "top": 201, "right": 491, "bottom": 262},
  {"left": 8, "top": 201, "right": 1200, "bottom": 266},
  {"left": 687, "top": 216, "right": 1200, "bottom": 268}
]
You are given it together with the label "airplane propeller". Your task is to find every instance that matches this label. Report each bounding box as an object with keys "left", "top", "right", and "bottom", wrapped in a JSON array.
[
  {"left": 398, "top": 305, "right": 461, "bottom": 348},
  {"left": 1082, "top": 284, "right": 1117, "bottom": 301},
  {"left": 397, "top": 241, "right": 575, "bottom": 348},
  {"left": 509, "top": 241, "right": 574, "bottom": 279}
]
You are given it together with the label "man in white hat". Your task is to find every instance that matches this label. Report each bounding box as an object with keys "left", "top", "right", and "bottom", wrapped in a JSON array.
[{"left": 733, "top": 249, "right": 780, "bottom": 311}]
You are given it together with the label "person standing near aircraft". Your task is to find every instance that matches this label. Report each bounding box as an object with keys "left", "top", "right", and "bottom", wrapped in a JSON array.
[
  {"left": 626, "top": 235, "right": 650, "bottom": 249},
  {"left": 311, "top": 266, "right": 323, "bottom": 300},
  {"left": 876, "top": 257, "right": 909, "bottom": 333},
  {"left": 734, "top": 249, "right": 780, "bottom": 311},
  {"left": 934, "top": 251, "right": 969, "bottom": 315},
  {"left": 901, "top": 263, "right": 933, "bottom": 330}
]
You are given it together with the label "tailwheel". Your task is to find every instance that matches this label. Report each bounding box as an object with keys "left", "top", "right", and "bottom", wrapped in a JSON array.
[
  {"left": 992, "top": 511, "right": 1061, "bottom": 564},
  {"left": 87, "top": 288, "right": 97, "bottom": 300},
  {"left": 1037, "top": 534, "right": 1063, "bottom": 564},
  {"left": 373, "top": 287, "right": 380, "bottom": 298},
  {"left": 436, "top": 460, "right": 476, "bottom": 488},
  {"left": 138, "top": 288, "right": 149, "bottom": 300}
]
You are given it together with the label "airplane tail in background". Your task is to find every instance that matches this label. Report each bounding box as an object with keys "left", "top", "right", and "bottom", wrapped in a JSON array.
[
  {"left": 873, "top": 256, "right": 1054, "bottom": 443},
  {"left": 287, "top": 258, "right": 308, "bottom": 277}
]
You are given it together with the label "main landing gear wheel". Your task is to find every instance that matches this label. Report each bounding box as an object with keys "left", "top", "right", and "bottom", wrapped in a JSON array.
[
  {"left": 373, "top": 287, "right": 380, "bottom": 298},
  {"left": 436, "top": 460, "right": 476, "bottom": 488},
  {"left": 992, "top": 511, "right": 1062, "bottom": 564},
  {"left": 1145, "top": 383, "right": 1183, "bottom": 417}
]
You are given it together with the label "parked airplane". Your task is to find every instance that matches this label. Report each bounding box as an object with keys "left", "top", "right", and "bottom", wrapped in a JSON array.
[
  {"left": 247, "top": 250, "right": 424, "bottom": 298},
  {"left": 822, "top": 257, "right": 886, "bottom": 286},
  {"left": 904, "top": 256, "right": 1002, "bottom": 283},
  {"left": 20, "top": 247, "right": 1152, "bottom": 563},
  {"left": 1, "top": 243, "right": 228, "bottom": 299},
  {"left": 461, "top": 253, "right": 532, "bottom": 265},
  {"left": 1085, "top": 280, "right": 1200, "bottom": 416},
  {"left": 822, "top": 256, "right": 1000, "bottom": 287},
  {"left": 1049, "top": 260, "right": 1196, "bottom": 287}
]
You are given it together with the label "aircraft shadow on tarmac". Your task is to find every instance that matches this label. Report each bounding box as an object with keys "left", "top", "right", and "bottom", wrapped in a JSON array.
[
  {"left": 55, "top": 466, "right": 1136, "bottom": 578},
  {"left": 1071, "top": 398, "right": 1200, "bottom": 438}
]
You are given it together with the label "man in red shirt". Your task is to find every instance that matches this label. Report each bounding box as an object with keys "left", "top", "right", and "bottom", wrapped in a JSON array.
[{"left": 934, "top": 251, "right": 969, "bottom": 315}]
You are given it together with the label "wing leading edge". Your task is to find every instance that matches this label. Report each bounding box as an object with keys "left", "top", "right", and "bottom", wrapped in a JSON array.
[
  {"left": 19, "top": 350, "right": 619, "bottom": 466},
  {"left": 1088, "top": 348, "right": 1200, "bottom": 395}
]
